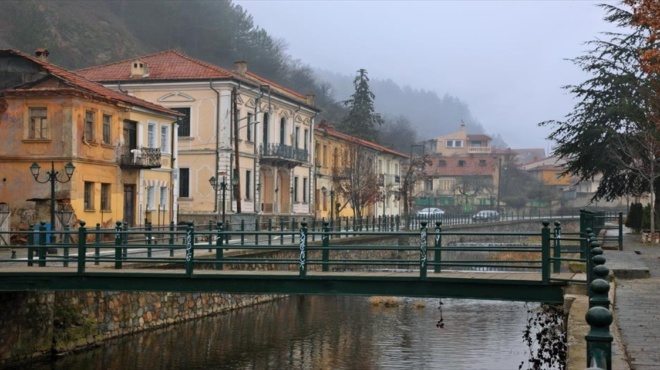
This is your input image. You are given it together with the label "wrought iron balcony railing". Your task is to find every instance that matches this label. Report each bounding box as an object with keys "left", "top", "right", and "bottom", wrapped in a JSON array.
[
  {"left": 119, "top": 147, "right": 162, "bottom": 169},
  {"left": 260, "top": 144, "right": 308, "bottom": 164}
]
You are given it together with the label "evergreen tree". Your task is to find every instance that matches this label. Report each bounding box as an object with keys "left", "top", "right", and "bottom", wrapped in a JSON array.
[{"left": 338, "top": 69, "right": 384, "bottom": 142}]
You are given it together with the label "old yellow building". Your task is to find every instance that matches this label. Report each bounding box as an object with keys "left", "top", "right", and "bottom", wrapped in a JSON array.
[{"left": 0, "top": 49, "right": 180, "bottom": 230}]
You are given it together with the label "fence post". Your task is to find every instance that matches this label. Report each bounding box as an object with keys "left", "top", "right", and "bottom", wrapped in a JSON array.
[
  {"left": 208, "top": 220, "right": 213, "bottom": 252},
  {"left": 541, "top": 221, "right": 550, "bottom": 284},
  {"left": 618, "top": 212, "right": 623, "bottom": 251},
  {"left": 585, "top": 250, "right": 613, "bottom": 370},
  {"left": 27, "top": 223, "right": 35, "bottom": 266},
  {"left": 169, "top": 221, "right": 175, "bottom": 257},
  {"left": 122, "top": 222, "right": 128, "bottom": 258},
  {"left": 322, "top": 220, "right": 330, "bottom": 272},
  {"left": 291, "top": 218, "right": 296, "bottom": 243},
  {"left": 299, "top": 221, "right": 308, "bottom": 277},
  {"left": 38, "top": 221, "right": 47, "bottom": 267},
  {"left": 434, "top": 221, "right": 442, "bottom": 273},
  {"left": 76, "top": 221, "right": 87, "bottom": 274},
  {"left": 93, "top": 223, "right": 101, "bottom": 266},
  {"left": 553, "top": 221, "right": 561, "bottom": 273},
  {"left": 146, "top": 221, "right": 153, "bottom": 258},
  {"left": 588, "top": 240, "right": 603, "bottom": 300},
  {"left": 115, "top": 221, "right": 123, "bottom": 269},
  {"left": 268, "top": 218, "right": 273, "bottom": 245},
  {"left": 420, "top": 221, "right": 428, "bottom": 279},
  {"left": 215, "top": 222, "right": 223, "bottom": 270},
  {"left": 63, "top": 224, "right": 71, "bottom": 268},
  {"left": 185, "top": 222, "right": 194, "bottom": 276},
  {"left": 280, "top": 218, "right": 285, "bottom": 245},
  {"left": 240, "top": 219, "right": 245, "bottom": 245}
]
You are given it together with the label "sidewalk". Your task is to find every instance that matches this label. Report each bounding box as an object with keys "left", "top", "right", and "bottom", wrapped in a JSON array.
[{"left": 604, "top": 228, "right": 660, "bottom": 370}]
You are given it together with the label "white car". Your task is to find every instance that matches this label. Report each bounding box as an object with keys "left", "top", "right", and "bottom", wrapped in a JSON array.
[{"left": 416, "top": 208, "right": 445, "bottom": 217}]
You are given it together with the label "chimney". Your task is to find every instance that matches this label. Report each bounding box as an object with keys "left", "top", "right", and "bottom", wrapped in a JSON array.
[
  {"left": 460, "top": 120, "right": 466, "bottom": 132},
  {"left": 130, "top": 60, "right": 149, "bottom": 78},
  {"left": 35, "top": 48, "right": 49, "bottom": 61},
  {"left": 234, "top": 60, "right": 247, "bottom": 75},
  {"left": 305, "top": 93, "right": 315, "bottom": 106}
]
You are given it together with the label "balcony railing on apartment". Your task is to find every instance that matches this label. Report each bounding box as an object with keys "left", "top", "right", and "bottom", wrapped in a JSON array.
[
  {"left": 119, "top": 147, "right": 162, "bottom": 169},
  {"left": 467, "top": 146, "right": 491, "bottom": 154},
  {"left": 260, "top": 144, "right": 308, "bottom": 166}
]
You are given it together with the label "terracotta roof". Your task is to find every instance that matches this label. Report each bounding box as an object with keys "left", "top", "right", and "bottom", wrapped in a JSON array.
[
  {"left": 76, "top": 50, "right": 317, "bottom": 109},
  {"left": 315, "top": 122, "right": 409, "bottom": 159},
  {"left": 466, "top": 134, "right": 491, "bottom": 141},
  {"left": 0, "top": 49, "right": 180, "bottom": 117}
]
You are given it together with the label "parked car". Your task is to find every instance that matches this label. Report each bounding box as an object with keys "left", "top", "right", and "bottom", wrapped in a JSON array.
[
  {"left": 472, "top": 210, "right": 500, "bottom": 222},
  {"left": 416, "top": 208, "right": 445, "bottom": 218}
]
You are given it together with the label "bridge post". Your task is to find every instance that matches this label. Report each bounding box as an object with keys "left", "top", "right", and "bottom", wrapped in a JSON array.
[
  {"left": 291, "top": 218, "right": 296, "bottom": 243},
  {"left": 122, "top": 222, "right": 128, "bottom": 258},
  {"left": 27, "top": 223, "right": 34, "bottom": 266},
  {"left": 169, "top": 221, "right": 175, "bottom": 257},
  {"left": 207, "top": 220, "right": 213, "bottom": 252},
  {"left": 185, "top": 222, "right": 195, "bottom": 276},
  {"left": 299, "top": 221, "right": 308, "bottom": 276},
  {"left": 618, "top": 212, "right": 623, "bottom": 250},
  {"left": 38, "top": 221, "right": 47, "bottom": 267},
  {"left": 322, "top": 221, "right": 330, "bottom": 272},
  {"left": 114, "top": 222, "right": 123, "bottom": 269},
  {"left": 268, "top": 219, "right": 272, "bottom": 245},
  {"left": 94, "top": 223, "right": 101, "bottom": 266},
  {"left": 553, "top": 221, "right": 561, "bottom": 273},
  {"left": 541, "top": 221, "right": 550, "bottom": 284},
  {"left": 241, "top": 219, "right": 245, "bottom": 245},
  {"left": 420, "top": 221, "right": 428, "bottom": 279},
  {"left": 588, "top": 241, "right": 603, "bottom": 301},
  {"left": 434, "top": 221, "right": 442, "bottom": 273},
  {"left": 76, "top": 221, "right": 87, "bottom": 274},
  {"left": 63, "top": 224, "right": 71, "bottom": 268},
  {"left": 585, "top": 254, "right": 613, "bottom": 370},
  {"left": 280, "top": 218, "right": 284, "bottom": 245},
  {"left": 215, "top": 222, "right": 223, "bottom": 270}
]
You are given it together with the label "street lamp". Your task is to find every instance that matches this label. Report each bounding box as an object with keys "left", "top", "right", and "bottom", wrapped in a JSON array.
[
  {"left": 30, "top": 161, "right": 75, "bottom": 247},
  {"left": 209, "top": 176, "right": 228, "bottom": 224}
]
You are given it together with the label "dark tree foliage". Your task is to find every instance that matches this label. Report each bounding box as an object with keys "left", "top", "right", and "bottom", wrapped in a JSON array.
[
  {"left": 337, "top": 69, "right": 384, "bottom": 142},
  {"left": 540, "top": 4, "right": 660, "bottom": 202},
  {"left": 625, "top": 202, "right": 643, "bottom": 231},
  {"left": 379, "top": 115, "right": 418, "bottom": 153}
]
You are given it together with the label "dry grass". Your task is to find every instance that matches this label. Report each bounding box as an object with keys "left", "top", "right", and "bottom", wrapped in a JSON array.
[{"left": 369, "top": 296, "right": 402, "bottom": 307}]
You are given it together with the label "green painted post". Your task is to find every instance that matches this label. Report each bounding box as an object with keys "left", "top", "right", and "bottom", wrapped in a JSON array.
[
  {"left": 122, "top": 222, "right": 128, "bottom": 258},
  {"left": 312, "top": 218, "right": 317, "bottom": 241},
  {"left": 434, "top": 221, "right": 442, "bottom": 273},
  {"left": 420, "top": 221, "right": 428, "bottom": 279},
  {"left": 585, "top": 256, "right": 613, "bottom": 370},
  {"left": 590, "top": 255, "right": 609, "bottom": 309},
  {"left": 185, "top": 222, "right": 194, "bottom": 276},
  {"left": 291, "top": 218, "right": 296, "bottom": 243},
  {"left": 146, "top": 222, "right": 153, "bottom": 258},
  {"left": 299, "top": 221, "right": 308, "bottom": 276},
  {"left": 169, "top": 222, "right": 175, "bottom": 257},
  {"left": 240, "top": 219, "right": 245, "bottom": 245},
  {"left": 208, "top": 220, "right": 213, "bottom": 252},
  {"left": 215, "top": 222, "right": 223, "bottom": 270},
  {"left": 38, "top": 222, "right": 47, "bottom": 267},
  {"left": 27, "top": 223, "right": 34, "bottom": 267},
  {"left": 280, "top": 218, "right": 285, "bottom": 245},
  {"left": 63, "top": 224, "right": 71, "bottom": 267},
  {"left": 588, "top": 241, "right": 603, "bottom": 300},
  {"left": 76, "top": 221, "right": 87, "bottom": 274},
  {"left": 268, "top": 219, "right": 272, "bottom": 245},
  {"left": 114, "top": 222, "right": 123, "bottom": 269},
  {"left": 541, "top": 221, "right": 550, "bottom": 284},
  {"left": 553, "top": 221, "right": 561, "bottom": 273},
  {"left": 93, "top": 223, "right": 101, "bottom": 266},
  {"left": 322, "top": 220, "right": 330, "bottom": 272}
]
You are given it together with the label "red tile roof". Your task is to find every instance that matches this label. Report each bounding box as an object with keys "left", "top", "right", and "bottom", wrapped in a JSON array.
[
  {"left": 76, "top": 50, "right": 317, "bottom": 109},
  {"left": 315, "top": 122, "right": 409, "bottom": 159},
  {"left": 0, "top": 49, "right": 180, "bottom": 117}
]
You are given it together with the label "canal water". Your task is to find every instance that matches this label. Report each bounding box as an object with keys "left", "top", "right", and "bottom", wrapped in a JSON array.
[{"left": 25, "top": 296, "right": 538, "bottom": 370}]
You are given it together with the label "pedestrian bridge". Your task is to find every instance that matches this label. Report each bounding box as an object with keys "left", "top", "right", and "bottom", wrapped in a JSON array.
[{"left": 0, "top": 219, "right": 595, "bottom": 304}]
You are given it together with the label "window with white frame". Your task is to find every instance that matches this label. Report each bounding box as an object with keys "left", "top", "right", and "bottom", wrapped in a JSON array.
[
  {"left": 303, "top": 129, "right": 308, "bottom": 151},
  {"left": 294, "top": 176, "right": 299, "bottom": 202},
  {"left": 446, "top": 140, "right": 463, "bottom": 148},
  {"left": 246, "top": 112, "right": 253, "bottom": 142},
  {"left": 172, "top": 107, "right": 191, "bottom": 137},
  {"left": 161, "top": 125, "right": 169, "bottom": 153},
  {"left": 146, "top": 186, "right": 155, "bottom": 211},
  {"left": 245, "top": 170, "right": 251, "bottom": 200},
  {"left": 147, "top": 123, "right": 156, "bottom": 148},
  {"left": 28, "top": 107, "right": 49, "bottom": 139}
]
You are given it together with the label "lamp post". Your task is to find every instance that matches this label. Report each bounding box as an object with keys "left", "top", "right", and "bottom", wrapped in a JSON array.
[
  {"left": 30, "top": 161, "right": 75, "bottom": 247},
  {"left": 321, "top": 186, "right": 327, "bottom": 219},
  {"left": 209, "top": 176, "right": 228, "bottom": 224}
]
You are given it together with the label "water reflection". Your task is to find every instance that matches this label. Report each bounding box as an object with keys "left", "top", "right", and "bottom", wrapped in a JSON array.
[{"left": 25, "top": 296, "right": 534, "bottom": 370}]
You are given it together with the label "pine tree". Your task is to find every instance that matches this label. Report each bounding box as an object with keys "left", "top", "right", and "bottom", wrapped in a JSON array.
[{"left": 338, "top": 69, "right": 383, "bottom": 142}]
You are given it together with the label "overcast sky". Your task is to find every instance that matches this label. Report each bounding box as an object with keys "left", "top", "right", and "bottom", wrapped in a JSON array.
[{"left": 234, "top": 0, "right": 622, "bottom": 151}]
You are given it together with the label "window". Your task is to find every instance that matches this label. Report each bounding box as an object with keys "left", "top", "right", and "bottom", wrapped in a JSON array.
[
  {"left": 439, "top": 180, "right": 453, "bottom": 191},
  {"left": 322, "top": 145, "right": 327, "bottom": 166},
  {"left": 84, "top": 182, "right": 94, "bottom": 210},
  {"left": 446, "top": 140, "right": 463, "bottom": 148},
  {"left": 479, "top": 159, "right": 487, "bottom": 167},
  {"left": 471, "top": 140, "right": 483, "bottom": 147},
  {"left": 147, "top": 123, "right": 156, "bottom": 148},
  {"left": 146, "top": 186, "right": 155, "bottom": 211},
  {"left": 378, "top": 159, "right": 382, "bottom": 174},
  {"left": 161, "top": 125, "right": 169, "bottom": 153},
  {"left": 160, "top": 186, "right": 168, "bottom": 210},
  {"left": 245, "top": 170, "right": 251, "bottom": 200},
  {"left": 425, "top": 179, "right": 433, "bottom": 191},
  {"left": 28, "top": 107, "right": 49, "bottom": 139},
  {"left": 295, "top": 127, "right": 300, "bottom": 149},
  {"left": 294, "top": 176, "right": 299, "bottom": 202},
  {"left": 246, "top": 113, "right": 253, "bottom": 141},
  {"left": 280, "top": 118, "right": 286, "bottom": 144},
  {"left": 101, "top": 183, "right": 111, "bottom": 211},
  {"left": 172, "top": 107, "right": 191, "bottom": 137},
  {"left": 303, "top": 129, "right": 308, "bottom": 151},
  {"left": 458, "top": 160, "right": 466, "bottom": 167},
  {"left": 302, "top": 177, "right": 308, "bottom": 203},
  {"left": 84, "top": 111, "right": 95, "bottom": 142},
  {"left": 438, "top": 160, "right": 447, "bottom": 167},
  {"left": 179, "top": 168, "right": 190, "bottom": 198},
  {"left": 102, "top": 114, "right": 111, "bottom": 144}
]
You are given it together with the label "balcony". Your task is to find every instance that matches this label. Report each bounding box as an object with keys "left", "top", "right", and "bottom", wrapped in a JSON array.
[
  {"left": 467, "top": 146, "right": 492, "bottom": 154},
  {"left": 119, "top": 147, "right": 162, "bottom": 169},
  {"left": 260, "top": 144, "right": 308, "bottom": 168}
]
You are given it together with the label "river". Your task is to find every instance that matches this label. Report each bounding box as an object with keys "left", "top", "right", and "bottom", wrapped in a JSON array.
[{"left": 23, "top": 296, "right": 539, "bottom": 370}]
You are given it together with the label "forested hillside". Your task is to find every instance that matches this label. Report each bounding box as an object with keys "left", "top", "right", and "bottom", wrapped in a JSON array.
[{"left": 0, "top": 0, "right": 504, "bottom": 151}]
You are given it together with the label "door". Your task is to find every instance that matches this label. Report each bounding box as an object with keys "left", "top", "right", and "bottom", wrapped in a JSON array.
[{"left": 123, "top": 185, "right": 135, "bottom": 226}]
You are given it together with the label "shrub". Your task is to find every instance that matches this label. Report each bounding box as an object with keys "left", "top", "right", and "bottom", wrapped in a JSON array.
[{"left": 625, "top": 203, "right": 643, "bottom": 232}]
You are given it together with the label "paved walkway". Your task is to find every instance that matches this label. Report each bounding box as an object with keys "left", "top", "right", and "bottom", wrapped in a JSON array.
[{"left": 604, "top": 228, "right": 660, "bottom": 370}]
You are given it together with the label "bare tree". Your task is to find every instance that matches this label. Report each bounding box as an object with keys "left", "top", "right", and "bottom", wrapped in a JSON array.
[
  {"left": 454, "top": 176, "right": 494, "bottom": 210},
  {"left": 332, "top": 143, "right": 380, "bottom": 219},
  {"left": 398, "top": 153, "right": 431, "bottom": 225}
]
